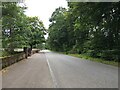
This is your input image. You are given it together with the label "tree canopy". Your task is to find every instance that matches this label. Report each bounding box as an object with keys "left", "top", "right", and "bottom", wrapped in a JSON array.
[
  {"left": 2, "top": 2, "right": 46, "bottom": 53},
  {"left": 47, "top": 2, "right": 120, "bottom": 61}
]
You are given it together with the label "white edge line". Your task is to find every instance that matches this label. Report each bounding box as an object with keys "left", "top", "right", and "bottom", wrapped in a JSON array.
[{"left": 45, "top": 53, "right": 58, "bottom": 88}]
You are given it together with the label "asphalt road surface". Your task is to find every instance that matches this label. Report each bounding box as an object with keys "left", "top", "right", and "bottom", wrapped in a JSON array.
[{"left": 2, "top": 50, "right": 118, "bottom": 88}]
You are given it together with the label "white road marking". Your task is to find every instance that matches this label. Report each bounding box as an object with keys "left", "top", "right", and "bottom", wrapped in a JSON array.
[{"left": 45, "top": 53, "right": 58, "bottom": 88}]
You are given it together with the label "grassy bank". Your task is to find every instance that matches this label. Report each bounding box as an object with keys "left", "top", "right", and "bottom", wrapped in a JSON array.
[{"left": 66, "top": 53, "right": 119, "bottom": 67}]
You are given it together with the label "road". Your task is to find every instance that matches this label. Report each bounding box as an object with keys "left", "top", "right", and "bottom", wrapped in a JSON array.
[{"left": 2, "top": 50, "right": 118, "bottom": 88}]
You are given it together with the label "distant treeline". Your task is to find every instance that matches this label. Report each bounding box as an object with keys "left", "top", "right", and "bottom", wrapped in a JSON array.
[{"left": 47, "top": 2, "right": 120, "bottom": 61}]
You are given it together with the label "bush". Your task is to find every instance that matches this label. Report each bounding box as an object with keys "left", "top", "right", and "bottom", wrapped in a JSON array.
[
  {"left": 86, "top": 50, "right": 99, "bottom": 58},
  {"left": 101, "top": 50, "right": 120, "bottom": 61}
]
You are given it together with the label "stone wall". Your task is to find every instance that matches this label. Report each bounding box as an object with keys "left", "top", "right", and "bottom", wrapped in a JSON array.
[{"left": 0, "top": 49, "right": 40, "bottom": 69}]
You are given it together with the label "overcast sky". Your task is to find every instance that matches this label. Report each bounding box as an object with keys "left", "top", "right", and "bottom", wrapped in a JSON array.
[{"left": 24, "top": 0, "right": 68, "bottom": 29}]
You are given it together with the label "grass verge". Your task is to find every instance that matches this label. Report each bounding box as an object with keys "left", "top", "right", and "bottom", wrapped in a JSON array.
[{"left": 66, "top": 54, "right": 119, "bottom": 67}]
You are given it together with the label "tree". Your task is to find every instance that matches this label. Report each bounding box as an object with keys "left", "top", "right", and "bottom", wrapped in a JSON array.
[
  {"left": 25, "top": 17, "right": 46, "bottom": 50},
  {"left": 48, "top": 7, "right": 69, "bottom": 52},
  {"left": 2, "top": 2, "right": 46, "bottom": 54},
  {"left": 2, "top": 2, "right": 27, "bottom": 53},
  {"left": 47, "top": 2, "right": 120, "bottom": 61}
]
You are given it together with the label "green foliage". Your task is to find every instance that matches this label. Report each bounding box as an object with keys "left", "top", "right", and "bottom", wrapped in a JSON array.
[
  {"left": 47, "top": 2, "right": 120, "bottom": 62},
  {"left": 68, "top": 54, "right": 119, "bottom": 66},
  {"left": 48, "top": 7, "right": 69, "bottom": 51},
  {"left": 2, "top": 2, "right": 45, "bottom": 54}
]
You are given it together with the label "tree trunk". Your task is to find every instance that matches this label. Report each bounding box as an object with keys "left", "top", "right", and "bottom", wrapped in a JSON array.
[
  {"left": 23, "top": 47, "right": 28, "bottom": 59},
  {"left": 28, "top": 44, "right": 32, "bottom": 56}
]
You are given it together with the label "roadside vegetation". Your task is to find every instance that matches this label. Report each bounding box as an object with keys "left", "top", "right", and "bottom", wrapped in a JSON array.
[
  {"left": 67, "top": 54, "right": 119, "bottom": 67},
  {"left": 47, "top": 2, "right": 120, "bottom": 65},
  {"left": 1, "top": 2, "right": 46, "bottom": 57},
  {"left": 1, "top": 2, "right": 120, "bottom": 66}
]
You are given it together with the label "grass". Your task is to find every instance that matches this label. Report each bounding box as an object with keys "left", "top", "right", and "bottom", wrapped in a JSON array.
[{"left": 66, "top": 53, "right": 119, "bottom": 67}]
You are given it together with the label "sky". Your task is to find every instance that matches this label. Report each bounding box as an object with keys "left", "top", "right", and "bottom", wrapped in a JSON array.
[{"left": 24, "top": 0, "right": 68, "bottom": 29}]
